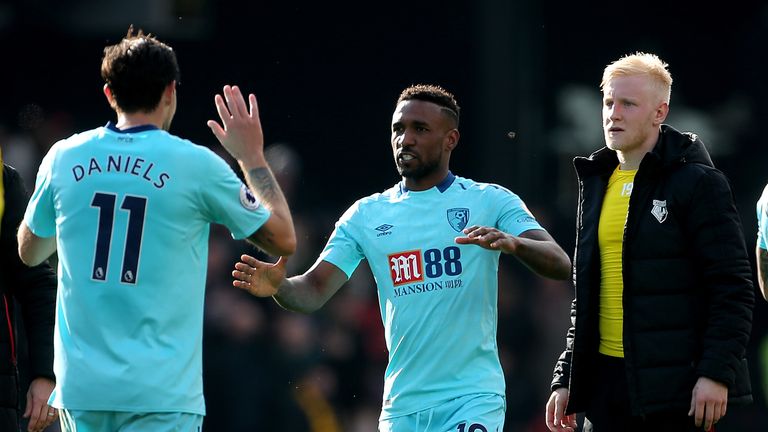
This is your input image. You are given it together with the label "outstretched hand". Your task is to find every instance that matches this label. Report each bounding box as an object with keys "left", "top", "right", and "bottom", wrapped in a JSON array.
[
  {"left": 455, "top": 225, "right": 520, "bottom": 254},
  {"left": 207, "top": 85, "right": 265, "bottom": 166},
  {"left": 233, "top": 254, "right": 287, "bottom": 297}
]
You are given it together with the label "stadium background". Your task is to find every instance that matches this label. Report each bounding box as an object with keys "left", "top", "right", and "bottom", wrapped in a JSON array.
[{"left": 1, "top": 1, "right": 766, "bottom": 430}]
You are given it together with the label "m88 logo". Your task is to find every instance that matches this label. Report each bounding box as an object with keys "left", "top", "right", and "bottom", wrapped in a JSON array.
[{"left": 388, "top": 246, "right": 463, "bottom": 286}]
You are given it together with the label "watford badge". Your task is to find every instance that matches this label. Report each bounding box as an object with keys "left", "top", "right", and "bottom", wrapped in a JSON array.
[{"left": 651, "top": 199, "right": 668, "bottom": 223}]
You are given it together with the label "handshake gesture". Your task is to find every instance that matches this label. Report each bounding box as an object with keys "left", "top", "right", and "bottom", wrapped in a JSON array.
[{"left": 232, "top": 254, "right": 288, "bottom": 297}]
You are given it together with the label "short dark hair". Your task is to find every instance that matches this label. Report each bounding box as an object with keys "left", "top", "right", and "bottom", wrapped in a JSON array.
[
  {"left": 101, "top": 26, "right": 180, "bottom": 113},
  {"left": 397, "top": 84, "right": 460, "bottom": 127}
]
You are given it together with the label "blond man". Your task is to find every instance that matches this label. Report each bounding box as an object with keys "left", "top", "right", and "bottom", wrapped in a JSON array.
[{"left": 545, "top": 52, "right": 753, "bottom": 432}]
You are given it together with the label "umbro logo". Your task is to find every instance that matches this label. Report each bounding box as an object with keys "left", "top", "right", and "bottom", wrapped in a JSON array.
[{"left": 375, "top": 224, "right": 394, "bottom": 237}]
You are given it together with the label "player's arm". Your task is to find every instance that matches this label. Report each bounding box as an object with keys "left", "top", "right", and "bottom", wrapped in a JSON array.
[
  {"left": 515, "top": 229, "right": 572, "bottom": 279},
  {"left": 207, "top": 85, "right": 296, "bottom": 257},
  {"left": 757, "top": 246, "right": 768, "bottom": 301},
  {"left": 8, "top": 162, "right": 56, "bottom": 267},
  {"left": 17, "top": 222, "right": 56, "bottom": 267},
  {"left": 456, "top": 227, "right": 571, "bottom": 280},
  {"left": 240, "top": 163, "right": 295, "bottom": 256},
  {"left": 233, "top": 255, "right": 348, "bottom": 313}
]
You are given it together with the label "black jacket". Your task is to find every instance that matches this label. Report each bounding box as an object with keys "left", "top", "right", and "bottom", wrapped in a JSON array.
[
  {"left": 551, "top": 125, "right": 754, "bottom": 416},
  {"left": 0, "top": 164, "right": 56, "bottom": 429}
]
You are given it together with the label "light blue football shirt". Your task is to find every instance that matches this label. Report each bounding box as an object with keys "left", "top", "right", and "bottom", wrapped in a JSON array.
[
  {"left": 318, "top": 172, "right": 543, "bottom": 419},
  {"left": 24, "top": 123, "right": 271, "bottom": 414},
  {"left": 757, "top": 184, "right": 768, "bottom": 250}
]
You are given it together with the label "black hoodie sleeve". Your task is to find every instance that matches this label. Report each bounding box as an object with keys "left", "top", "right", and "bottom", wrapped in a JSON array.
[
  {"left": 1, "top": 164, "right": 56, "bottom": 382},
  {"left": 684, "top": 167, "right": 753, "bottom": 387}
]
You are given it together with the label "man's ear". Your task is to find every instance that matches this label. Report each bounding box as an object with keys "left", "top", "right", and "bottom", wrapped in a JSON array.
[
  {"left": 654, "top": 102, "right": 669, "bottom": 126},
  {"left": 445, "top": 128, "right": 460, "bottom": 151},
  {"left": 162, "top": 80, "right": 176, "bottom": 106},
  {"left": 103, "top": 84, "right": 117, "bottom": 109}
]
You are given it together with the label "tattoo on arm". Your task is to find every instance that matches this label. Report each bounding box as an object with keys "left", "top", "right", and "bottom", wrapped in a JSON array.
[
  {"left": 243, "top": 166, "right": 293, "bottom": 253},
  {"left": 252, "top": 224, "right": 276, "bottom": 249},
  {"left": 246, "top": 167, "right": 279, "bottom": 203}
]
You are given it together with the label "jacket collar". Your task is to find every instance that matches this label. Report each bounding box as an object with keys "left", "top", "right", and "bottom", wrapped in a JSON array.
[{"left": 574, "top": 124, "right": 714, "bottom": 178}]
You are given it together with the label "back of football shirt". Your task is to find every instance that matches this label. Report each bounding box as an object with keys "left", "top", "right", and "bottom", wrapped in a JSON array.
[{"left": 24, "top": 123, "right": 270, "bottom": 413}]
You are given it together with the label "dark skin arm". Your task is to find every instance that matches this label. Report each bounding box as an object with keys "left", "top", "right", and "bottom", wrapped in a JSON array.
[
  {"left": 233, "top": 256, "right": 347, "bottom": 313},
  {"left": 455, "top": 227, "right": 572, "bottom": 280},
  {"left": 231, "top": 227, "right": 572, "bottom": 313}
]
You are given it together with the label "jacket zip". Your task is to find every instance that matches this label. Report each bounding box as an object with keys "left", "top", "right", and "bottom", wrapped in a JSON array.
[{"left": 2, "top": 294, "right": 15, "bottom": 366}]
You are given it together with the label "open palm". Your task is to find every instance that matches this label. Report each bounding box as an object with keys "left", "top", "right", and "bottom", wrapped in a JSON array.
[{"left": 233, "top": 254, "right": 287, "bottom": 297}]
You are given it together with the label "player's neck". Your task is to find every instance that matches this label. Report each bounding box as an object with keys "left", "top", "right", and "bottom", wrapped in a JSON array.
[
  {"left": 616, "top": 151, "right": 643, "bottom": 171},
  {"left": 616, "top": 130, "right": 660, "bottom": 170},
  {"left": 114, "top": 110, "right": 165, "bottom": 131},
  {"left": 403, "top": 168, "right": 450, "bottom": 191}
]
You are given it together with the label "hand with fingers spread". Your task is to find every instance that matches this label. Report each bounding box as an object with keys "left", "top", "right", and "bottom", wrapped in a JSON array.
[
  {"left": 455, "top": 225, "right": 520, "bottom": 253},
  {"left": 23, "top": 377, "right": 57, "bottom": 432},
  {"left": 206, "top": 85, "right": 297, "bottom": 256},
  {"left": 545, "top": 388, "right": 577, "bottom": 432},
  {"left": 689, "top": 376, "right": 728, "bottom": 431},
  {"left": 207, "top": 85, "right": 266, "bottom": 167},
  {"left": 233, "top": 254, "right": 288, "bottom": 297}
]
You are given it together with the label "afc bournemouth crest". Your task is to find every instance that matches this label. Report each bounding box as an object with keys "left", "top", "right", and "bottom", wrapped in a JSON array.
[
  {"left": 651, "top": 199, "right": 668, "bottom": 223},
  {"left": 447, "top": 208, "right": 470, "bottom": 232}
]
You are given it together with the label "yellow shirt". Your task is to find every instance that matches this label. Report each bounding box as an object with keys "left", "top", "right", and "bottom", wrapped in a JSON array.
[{"left": 597, "top": 166, "right": 636, "bottom": 357}]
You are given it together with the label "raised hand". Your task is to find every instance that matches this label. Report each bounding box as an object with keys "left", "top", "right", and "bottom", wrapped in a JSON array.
[
  {"left": 207, "top": 85, "right": 265, "bottom": 166},
  {"left": 233, "top": 254, "right": 288, "bottom": 297}
]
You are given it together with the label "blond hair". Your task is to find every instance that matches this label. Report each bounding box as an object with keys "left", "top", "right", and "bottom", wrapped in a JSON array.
[{"left": 601, "top": 52, "right": 673, "bottom": 104}]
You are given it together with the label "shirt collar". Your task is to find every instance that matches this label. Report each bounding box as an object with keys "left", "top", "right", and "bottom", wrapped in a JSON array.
[
  {"left": 105, "top": 121, "right": 160, "bottom": 134},
  {"left": 399, "top": 171, "right": 456, "bottom": 194}
]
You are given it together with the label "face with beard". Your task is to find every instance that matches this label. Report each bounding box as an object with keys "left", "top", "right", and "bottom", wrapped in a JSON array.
[{"left": 390, "top": 99, "right": 459, "bottom": 191}]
